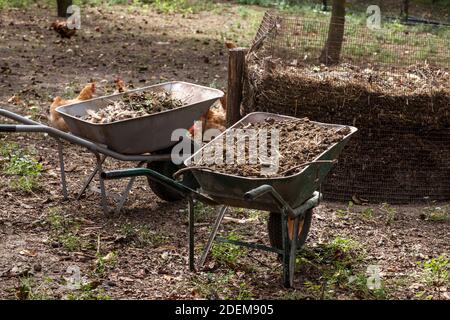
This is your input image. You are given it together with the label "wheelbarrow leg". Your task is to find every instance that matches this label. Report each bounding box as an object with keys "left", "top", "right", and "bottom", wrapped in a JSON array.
[
  {"left": 56, "top": 139, "right": 68, "bottom": 200},
  {"left": 198, "top": 205, "right": 228, "bottom": 268},
  {"left": 288, "top": 216, "right": 300, "bottom": 287},
  {"left": 77, "top": 154, "right": 107, "bottom": 200},
  {"left": 114, "top": 161, "right": 145, "bottom": 213},
  {"left": 95, "top": 153, "right": 109, "bottom": 215},
  {"left": 188, "top": 197, "right": 195, "bottom": 271},
  {"left": 281, "top": 210, "right": 291, "bottom": 288}
]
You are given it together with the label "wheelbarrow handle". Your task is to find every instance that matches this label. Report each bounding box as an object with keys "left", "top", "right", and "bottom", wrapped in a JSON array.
[
  {"left": 244, "top": 184, "right": 275, "bottom": 201},
  {"left": 101, "top": 168, "right": 218, "bottom": 205},
  {"left": 245, "top": 185, "right": 322, "bottom": 219},
  {"left": 102, "top": 167, "right": 192, "bottom": 198},
  {"left": 0, "top": 124, "right": 17, "bottom": 132}
]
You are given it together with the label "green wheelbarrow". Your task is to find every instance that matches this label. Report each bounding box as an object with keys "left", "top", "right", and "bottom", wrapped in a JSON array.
[{"left": 101, "top": 112, "right": 358, "bottom": 288}]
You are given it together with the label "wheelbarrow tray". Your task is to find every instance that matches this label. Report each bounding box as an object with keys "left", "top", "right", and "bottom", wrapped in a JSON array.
[
  {"left": 185, "top": 112, "right": 357, "bottom": 212},
  {"left": 57, "top": 81, "right": 224, "bottom": 154}
]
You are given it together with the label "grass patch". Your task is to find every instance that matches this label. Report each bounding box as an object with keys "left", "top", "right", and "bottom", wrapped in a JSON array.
[
  {"left": 416, "top": 254, "right": 449, "bottom": 300},
  {"left": 153, "top": 0, "right": 214, "bottom": 14},
  {"left": 336, "top": 201, "right": 354, "bottom": 218},
  {"left": 45, "top": 208, "right": 86, "bottom": 252},
  {"left": 347, "top": 272, "right": 388, "bottom": 300},
  {"left": 211, "top": 232, "right": 247, "bottom": 269},
  {"left": 94, "top": 251, "right": 117, "bottom": 277},
  {"left": 16, "top": 276, "right": 53, "bottom": 300},
  {"left": 380, "top": 203, "right": 397, "bottom": 225},
  {"left": 0, "top": 143, "right": 42, "bottom": 193},
  {"left": 420, "top": 254, "right": 449, "bottom": 287},
  {"left": 119, "top": 222, "right": 168, "bottom": 247},
  {"left": 422, "top": 204, "right": 449, "bottom": 222},
  {"left": 360, "top": 207, "right": 374, "bottom": 221},
  {"left": 296, "top": 236, "right": 387, "bottom": 299},
  {"left": 193, "top": 202, "right": 215, "bottom": 223},
  {"left": 191, "top": 271, "right": 253, "bottom": 300},
  {"left": 0, "top": 0, "right": 32, "bottom": 9},
  {"left": 66, "top": 283, "right": 111, "bottom": 300}
]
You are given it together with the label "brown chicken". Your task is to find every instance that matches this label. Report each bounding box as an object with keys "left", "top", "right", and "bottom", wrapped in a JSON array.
[
  {"left": 51, "top": 20, "right": 76, "bottom": 38},
  {"left": 114, "top": 78, "right": 128, "bottom": 93},
  {"left": 225, "top": 41, "right": 238, "bottom": 49},
  {"left": 204, "top": 95, "right": 227, "bottom": 132},
  {"left": 189, "top": 95, "right": 227, "bottom": 137},
  {"left": 49, "top": 83, "right": 96, "bottom": 132}
]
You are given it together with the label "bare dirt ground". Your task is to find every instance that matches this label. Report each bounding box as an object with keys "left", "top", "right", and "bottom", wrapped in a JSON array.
[{"left": 1, "top": 2, "right": 449, "bottom": 300}]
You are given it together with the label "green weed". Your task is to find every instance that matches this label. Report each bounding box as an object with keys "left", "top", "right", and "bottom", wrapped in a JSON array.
[
  {"left": 295, "top": 236, "right": 382, "bottom": 299},
  {"left": 422, "top": 204, "right": 449, "bottom": 222},
  {"left": 16, "top": 277, "right": 53, "bottom": 300},
  {"left": 348, "top": 272, "right": 388, "bottom": 299},
  {"left": 360, "top": 208, "right": 374, "bottom": 221},
  {"left": 0, "top": 0, "right": 33, "bottom": 9},
  {"left": 211, "top": 232, "right": 246, "bottom": 268},
  {"left": 66, "top": 283, "right": 111, "bottom": 300},
  {"left": 119, "top": 222, "right": 168, "bottom": 247},
  {"left": 94, "top": 251, "right": 117, "bottom": 277},
  {"left": 192, "top": 271, "right": 252, "bottom": 300},
  {"left": 420, "top": 255, "right": 449, "bottom": 287},
  {"left": 380, "top": 203, "right": 397, "bottom": 225},
  {"left": 336, "top": 201, "right": 354, "bottom": 218},
  {"left": 153, "top": 0, "right": 213, "bottom": 14},
  {"left": 1, "top": 144, "right": 42, "bottom": 193},
  {"left": 194, "top": 202, "right": 215, "bottom": 223},
  {"left": 235, "top": 282, "right": 253, "bottom": 300},
  {"left": 417, "top": 254, "right": 449, "bottom": 300},
  {"left": 45, "top": 208, "right": 83, "bottom": 252}
]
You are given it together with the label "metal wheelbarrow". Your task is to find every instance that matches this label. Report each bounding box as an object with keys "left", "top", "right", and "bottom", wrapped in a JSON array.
[
  {"left": 100, "top": 112, "right": 358, "bottom": 287},
  {"left": 0, "top": 81, "right": 223, "bottom": 213}
]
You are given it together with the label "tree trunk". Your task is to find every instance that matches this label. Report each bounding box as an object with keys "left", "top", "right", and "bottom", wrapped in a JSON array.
[
  {"left": 319, "top": 0, "right": 346, "bottom": 65},
  {"left": 401, "top": 0, "right": 409, "bottom": 22},
  {"left": 57, "top": 0, "right": 72, "bottom": 18}
]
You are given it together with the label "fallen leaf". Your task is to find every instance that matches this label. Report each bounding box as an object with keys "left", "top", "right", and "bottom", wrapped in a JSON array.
[
  {"left": 19, "top": 249, "right": 37, "bottom": 257},
  {"left": 7, "top": 95, "right": 22, "bottom": 105},
  {"left": 119, "top": 276, "right": 134, "bottom": 283}
]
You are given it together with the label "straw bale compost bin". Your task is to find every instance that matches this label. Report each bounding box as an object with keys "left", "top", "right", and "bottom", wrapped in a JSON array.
[{"left": 243, "top": 13, "right": 450, "bottom": 203}]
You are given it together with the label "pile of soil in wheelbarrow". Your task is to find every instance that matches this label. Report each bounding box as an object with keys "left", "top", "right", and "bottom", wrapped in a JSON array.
[
  {"left": 81, "top": 91, "right": 184, "bottom": 124},
  {"left": 193, "top": 117, "right": 350, "bottom": 178}
]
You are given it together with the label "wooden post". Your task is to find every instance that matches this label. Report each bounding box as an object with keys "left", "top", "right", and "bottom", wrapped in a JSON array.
[{"left": 226, "top": 48, "right": 247, "bottom": 128}]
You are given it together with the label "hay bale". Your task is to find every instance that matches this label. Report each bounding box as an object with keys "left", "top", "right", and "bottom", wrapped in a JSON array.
[{"left": 245, "top": 59, "right": 450, "bottom": 128}]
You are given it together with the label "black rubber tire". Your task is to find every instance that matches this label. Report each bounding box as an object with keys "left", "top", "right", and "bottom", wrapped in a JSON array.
[
  {"left": 147, "top": 161, "right": 184, "bottom": 202},
  {"left": 267, "top": 209, "right": 313, "bottom": 251}
]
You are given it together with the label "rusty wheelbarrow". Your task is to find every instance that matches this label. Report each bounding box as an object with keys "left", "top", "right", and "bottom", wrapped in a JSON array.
[{"left": 100, "top": 112, "right": 358, "bottom": 287}]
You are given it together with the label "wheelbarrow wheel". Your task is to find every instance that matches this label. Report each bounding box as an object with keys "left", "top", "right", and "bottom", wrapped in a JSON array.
[
  {"left": 267, "top": 209, "right": 313, "bottom": 251},
  {"left": 146, "top": 144, "right": 199, "bottom": 202},
  {"left": 146, "top": 161, "right": 183, "bottom": 202}
]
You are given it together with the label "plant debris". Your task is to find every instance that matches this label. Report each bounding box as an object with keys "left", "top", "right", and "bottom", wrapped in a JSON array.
[
  {"left": 193, "top": 117, "right": 350, "bottom": 177},
  {"left": 81, "top": 91, "right": 184, "bottom": 124}
]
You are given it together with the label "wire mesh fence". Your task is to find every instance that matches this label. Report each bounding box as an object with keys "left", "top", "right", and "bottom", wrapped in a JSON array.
[
  {"left": 254, "top": 11, "right": 449, "bottom": 69},
  {"left": 244, "top": 11, "right": 450, "bottom": 203}
]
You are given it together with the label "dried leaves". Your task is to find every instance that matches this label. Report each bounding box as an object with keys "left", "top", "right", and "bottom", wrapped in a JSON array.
[{"left": 81, "top": 91, "right": 184, "bottom": 124}]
